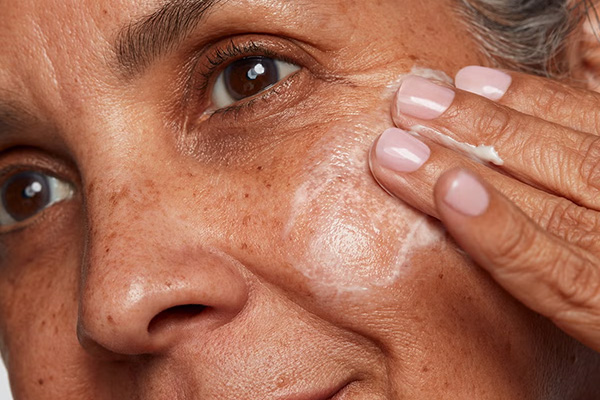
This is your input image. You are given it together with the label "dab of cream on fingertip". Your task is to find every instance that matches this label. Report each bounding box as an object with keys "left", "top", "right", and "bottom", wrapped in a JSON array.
[
  {"left": 410, "top": 125, "right": 505, "bottom": 166},
  {"left": 386, "top": 65, "right": 454, "bottom": 92}
]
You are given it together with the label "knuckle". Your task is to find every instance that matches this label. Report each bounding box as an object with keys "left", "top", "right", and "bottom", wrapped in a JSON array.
[
  {"left": 485, "top": 212, "right": 537, "bottom": 268},
  {"left": 538, "top": 200, "right": 600, "bottom": 248},
  {"left": 547, "top": 252, "right": 600, "bottom": 317},
  {"left": 471, "top": 104, "right": 513, "bottom": 144},
  {"left": 533, "top": 83, "right": 569, "bottom": 115},
  {"left": 578, "top": 136, "right": 600, "bottom": 194},
  {"left": 534, "top": 83, "right": 599, "bottom": 130},
  {"left": 544, "top": 201, "right": 585, "bottom": 232}
]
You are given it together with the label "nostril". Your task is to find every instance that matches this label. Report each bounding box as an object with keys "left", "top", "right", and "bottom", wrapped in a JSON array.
[{"left": 147, "top": 304, "right": 206, "bottom": 334}]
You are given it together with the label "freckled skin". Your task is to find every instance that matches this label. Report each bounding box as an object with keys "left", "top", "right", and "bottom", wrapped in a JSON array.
[{"left": 0, "top": 0, "right": 599, "bottom": 399}]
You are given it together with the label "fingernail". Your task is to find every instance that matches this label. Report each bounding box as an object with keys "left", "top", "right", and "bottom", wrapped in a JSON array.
[
  {"left": 444, "top": 170, "right": 490, "bottom": 216},
  {"left": 455, "top": 66, "right": 512, "bottom": 101},
  {"left": 375, "top": 128, "right": 431, "bottom": 172},
  {"left": 395, "top": 76, "right": 455, "bottom": 120}
]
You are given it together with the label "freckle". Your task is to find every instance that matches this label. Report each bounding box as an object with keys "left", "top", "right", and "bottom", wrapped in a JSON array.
[
  {"left": 276, "top": 374, "right": 289, "bottom": 388},
  {"left": 257, "top": 166, "right": 263, "bottom": 171},
  {"left": 422, "top": 365, "right": 429, "bottom": 372},
  {"left": 41, "top": 320, "right": 46, "bottom": 327},
  {"left": 241, "top": 216, "right": 251, "bottom": 226},
  {"left": 105, "top": 247, "right": 110, "bottom": 254},
  {"left": 438, "top": 273, "right": 444, "bottom": 280},
  {"left": 244, "top": 193, "right": 250, "bottom": 199},
  {"left": 38, "top": 378, "right": 44, "bottom": 385},
  {"left": 107, "top": 315, "right": 114, "bottom": 323}
]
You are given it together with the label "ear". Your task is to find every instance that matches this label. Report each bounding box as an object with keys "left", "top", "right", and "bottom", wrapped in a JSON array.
[{"left": 569, "top": 4, "right": 600, "bottom": 92}]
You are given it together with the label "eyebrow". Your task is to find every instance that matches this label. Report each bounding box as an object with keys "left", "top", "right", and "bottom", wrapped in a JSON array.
[{"left": 114, "top": 0, "right": 225, "bottom": 78}]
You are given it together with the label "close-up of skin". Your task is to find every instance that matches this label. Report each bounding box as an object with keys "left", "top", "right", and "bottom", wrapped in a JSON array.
[{"left": 1, "top": 0, "right": 600, "bottom": 399}]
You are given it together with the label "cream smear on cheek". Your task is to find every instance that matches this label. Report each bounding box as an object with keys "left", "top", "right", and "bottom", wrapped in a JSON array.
[
  {"left": 283, "top": 124, "right": 443, "bottom": 295},
  {"left": 396, "top": 66, "right": 505, "bottom": 166}
]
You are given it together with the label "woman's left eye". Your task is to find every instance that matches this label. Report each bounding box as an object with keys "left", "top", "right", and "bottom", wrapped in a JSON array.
[{"left": 211, "top": 56, "right": 300, "bottom": 109}]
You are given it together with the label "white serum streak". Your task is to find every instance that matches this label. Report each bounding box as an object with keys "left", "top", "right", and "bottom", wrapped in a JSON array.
[
  {"left": 284, "top": 131, "right": 442, "bottom": 295},
  {"left": 411, "top": 124, "right": 505, "bottom": 166}
]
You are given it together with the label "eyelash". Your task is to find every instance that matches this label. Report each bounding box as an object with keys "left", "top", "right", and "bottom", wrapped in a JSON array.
[{"left": 192, "top": 38, "right": 300, "bottom": 119}]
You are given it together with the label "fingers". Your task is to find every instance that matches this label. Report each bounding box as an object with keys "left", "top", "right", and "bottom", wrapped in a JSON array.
[
  {"left": 370, "top": 128, "right": 561, "bottom": 225},
  {"left": 391, "top": 74, "right": 600, "bottom": 210},
  {"left": 457, "top": 66, "right": 600, "bottom": 135},
  {"left": 433, "top": 168, "right": 600, "bottom": 352}
]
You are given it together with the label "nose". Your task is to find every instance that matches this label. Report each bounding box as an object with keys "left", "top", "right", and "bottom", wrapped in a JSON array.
[{"left": 77, "top": 181, "right": 249, "bottom": 356}]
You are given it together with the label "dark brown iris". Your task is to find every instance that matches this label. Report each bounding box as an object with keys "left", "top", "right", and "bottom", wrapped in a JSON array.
[
  {"left": 2, "top": 171, "right": 50, "bottom": 222},
  {"left": 223, "top": 57, "right": 278, "bottom": 101}
]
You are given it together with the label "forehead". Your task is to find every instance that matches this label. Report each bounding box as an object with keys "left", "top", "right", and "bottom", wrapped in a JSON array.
[{"left": 0, "top": 0, "right": 357, "bottom": 113}]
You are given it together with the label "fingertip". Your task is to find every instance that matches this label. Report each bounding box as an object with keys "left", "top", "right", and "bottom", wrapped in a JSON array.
[
  {"left": 435, "top": 168, "right": 490, "bottom": 218},
  {"left": 455, "top": 66, "right": 513, "bottom": 101}
]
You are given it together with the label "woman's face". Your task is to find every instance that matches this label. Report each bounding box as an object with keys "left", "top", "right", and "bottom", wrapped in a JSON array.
[{"left": 1, "top": 0, "right": 599, "bottom": 398}]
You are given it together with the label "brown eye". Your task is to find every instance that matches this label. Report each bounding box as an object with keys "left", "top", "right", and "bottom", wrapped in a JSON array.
[
  {"left": 224, "top": 57, "right": 278, "bottom": 101},
  {"left": 0, "top": 171, "right": 73, "bottom": 226},
  {"left": 212, "top": 56, "right": 300, "bottom": 108}
]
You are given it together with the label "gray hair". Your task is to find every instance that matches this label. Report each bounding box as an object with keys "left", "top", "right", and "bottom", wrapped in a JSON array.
[{"left": 457, "top": 0, "right": 597, "bottom": 77}]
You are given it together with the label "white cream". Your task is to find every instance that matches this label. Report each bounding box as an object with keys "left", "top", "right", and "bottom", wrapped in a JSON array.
[
  {"left": 385, "top": 65, "right": 505, "bottom": 166},
  {"left": 386, "top": 66, "right": 454, "bottom": 94},
  {"left": 284, "top": 126, "right": 443, "bottom": 295},
  {"left": 409, "top": 66, "right": 454, "bottom": 84},
  {"left": 411, "top": 124, "right": 505, "bottom": 166}
]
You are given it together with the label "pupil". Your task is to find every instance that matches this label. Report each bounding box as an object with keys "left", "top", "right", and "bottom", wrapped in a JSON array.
[
  {"left": 1, "top": 171, "right": 50, "bottom": 222},
  {"left": 224, "top": 57, "right": 279, "bottom": 101}
]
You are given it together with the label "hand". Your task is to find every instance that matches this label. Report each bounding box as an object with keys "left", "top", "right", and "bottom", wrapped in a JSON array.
[{"left": 369, "top": 66, "right": 600, "bottom": 352}]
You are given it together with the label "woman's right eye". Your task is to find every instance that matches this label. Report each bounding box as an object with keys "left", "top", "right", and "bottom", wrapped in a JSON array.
[{"left": 0, "top": 170, "right": 73, "bottom": 228}]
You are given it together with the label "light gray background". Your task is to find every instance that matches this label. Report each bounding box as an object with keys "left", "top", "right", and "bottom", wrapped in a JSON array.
[{"left": 0, "top": 362, "right": 12, "bottom": 400}]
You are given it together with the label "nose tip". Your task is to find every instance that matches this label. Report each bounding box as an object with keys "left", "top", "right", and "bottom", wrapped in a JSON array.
[{"left": 77, "top": 248, "right": 249, "bottom": 356}]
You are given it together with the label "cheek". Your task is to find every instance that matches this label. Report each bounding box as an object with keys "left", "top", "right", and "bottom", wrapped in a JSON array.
[{"left": 282, "top": 120, "right": 443, "bottom": 295}]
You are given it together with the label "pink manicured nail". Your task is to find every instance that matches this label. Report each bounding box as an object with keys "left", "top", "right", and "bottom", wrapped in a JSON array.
[
  {"left": 455, "top": 66, "right": 512, "bottom": 101},
  {"left": 376, "top": 128, "right": 431, "bottom": 172},
  {"left": 444, "top": 170, "right": 490, "bottom": 217},
  {"left": 395, "top": 76, "right": 455, "bottom": 120}
]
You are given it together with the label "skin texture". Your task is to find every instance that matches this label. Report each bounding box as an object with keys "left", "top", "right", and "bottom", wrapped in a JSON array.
[{"left": 0, "top": 0, "right": 599, "bottom": 399}]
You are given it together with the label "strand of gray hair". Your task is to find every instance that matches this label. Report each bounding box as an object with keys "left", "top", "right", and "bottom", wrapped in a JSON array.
[{"left": 457, "top": 0, "right": 598, "bottom": 77}]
